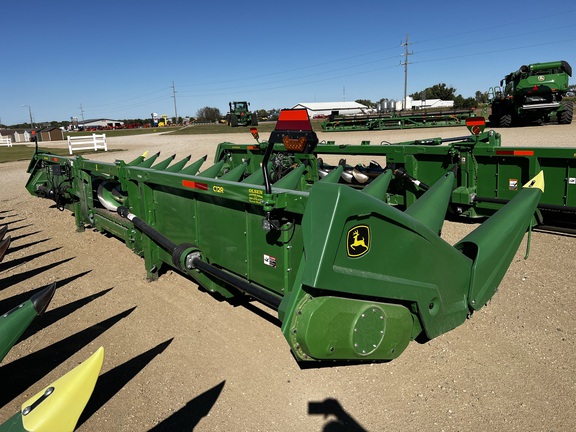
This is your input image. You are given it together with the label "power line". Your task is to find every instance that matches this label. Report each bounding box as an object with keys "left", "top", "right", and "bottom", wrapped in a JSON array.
[
  {"left": 412, "top": 37, "right": 576, "bottom": 65},
  {"left": 412, "top": 9, "right": 576, "bottom": 46}
]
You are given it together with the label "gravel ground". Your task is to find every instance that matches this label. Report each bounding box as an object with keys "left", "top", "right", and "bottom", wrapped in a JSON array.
[{"left": 1, "top": 122, "right": 575, "bottom": 431}]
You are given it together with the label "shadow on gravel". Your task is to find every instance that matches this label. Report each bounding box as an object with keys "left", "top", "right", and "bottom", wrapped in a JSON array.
[
  {"left": 0, "top": 270, "right": 92, "bottom": 312},
  {"left": 5, "top": 238, "right": 50, "bottom": 255},
  {"left": 231, "top": 297, "right": 281, "bottom": 328},
  {"left": 0, "top": 307, "right": 136, "bottom": 409},
  {"left": 0, "top": 257, "right": 74, "bottom": 290},
  {"left": 7, "top": 230, "right": 42, "bottom": 243},
  {"left": 78, "top": 338, "right": 174, "bottom": 428},
  {"left": 5, "top": 219, "right": 28, "bottom": 227},
  {"left": 0, "top": 247, "right": 62, "bottom": 273},
  {"left": 20, "top": 287, "right": 112, "bottom": 342},
  {"left": 148, "top": 380, "right": 225, "bottom": 432},
  {"left": 203, "top": 285, "right": 281, "bottom": 328}
]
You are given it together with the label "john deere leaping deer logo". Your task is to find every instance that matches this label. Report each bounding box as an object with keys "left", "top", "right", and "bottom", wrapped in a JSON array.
[{"left": 347, "top": 225, "right": 370, "bottom": 257}]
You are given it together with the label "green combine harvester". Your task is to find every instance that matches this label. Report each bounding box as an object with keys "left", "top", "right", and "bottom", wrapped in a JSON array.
[
  {"left": 23, "top": 110, "right": 575, "bottom": 363},
  {"left": 489, "top": 60, "right": 573, "bottom": 127}
]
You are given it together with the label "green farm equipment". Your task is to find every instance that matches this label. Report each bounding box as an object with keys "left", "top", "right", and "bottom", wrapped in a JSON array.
[
  {"left": 26, "top": 109, "right": 576, "bottom": 363},
  {"left": 227, "top": 101, "right": 258, "bottom": 127},
  {"left": 0, "top": 282, "right": 56, "bottom": 363},
  {"left": 489, "top": 60, "right": 573, "bottom": 127},
  {"left": 321, "top": 108, "right": 476, "bottom": 132}
]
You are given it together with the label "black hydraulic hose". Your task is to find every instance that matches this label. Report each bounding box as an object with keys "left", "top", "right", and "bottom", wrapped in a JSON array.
[
  {"left": 440, "top": 135, "right": 474, "bottom": 143},
  {"left": 262, "top": 141, "right": 275, "bottom": 195},
  {"left": 190, "top": 258, "right": 282, "bottom": 310},
  {"left": 393, "top": 167, "right": 430, "bottom": 190},
  {"left": 117, "top": 206, "right": 177, "bottom": 252}
]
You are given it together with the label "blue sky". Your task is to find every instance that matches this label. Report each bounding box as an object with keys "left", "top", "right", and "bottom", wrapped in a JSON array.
[{"left": 2, "top": 0, "right": 575, "bottom": 126}]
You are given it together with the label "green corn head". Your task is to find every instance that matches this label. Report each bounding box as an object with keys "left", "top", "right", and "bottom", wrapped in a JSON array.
[{"left": 24, "top": 110, "right": 552, "bottom": 363}]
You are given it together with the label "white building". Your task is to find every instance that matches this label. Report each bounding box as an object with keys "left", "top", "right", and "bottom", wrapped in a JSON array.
[
  {"left": 81, "top": 119, "right": 125, "bottom": 129},
  {"left": 395, "top": 97, "right": 454, "bottom": 111},
  {"left": 291, "top": 102, "right": 369, "bottom": 118}
]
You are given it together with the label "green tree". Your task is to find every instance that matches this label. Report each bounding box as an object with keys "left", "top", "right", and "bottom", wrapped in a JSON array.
[
  {"left": 475, "top": 91, "right": 489, "bottom": 104},
  {"left": 411, "top": 83, "right": 457, "bottom": 100},
  {"left": 454, "top": 95, "right": 477, "bottom": 109},
  {"left": 196, "top": 107, "right": 222, "bottom": 122},
  {"left": 355, "top": 99, "right": 373, "bottom": 108}
]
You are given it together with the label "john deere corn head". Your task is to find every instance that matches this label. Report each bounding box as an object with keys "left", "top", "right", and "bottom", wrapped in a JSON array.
[{"left": 25, "top": 109, "right": 562, "bottom": 363}]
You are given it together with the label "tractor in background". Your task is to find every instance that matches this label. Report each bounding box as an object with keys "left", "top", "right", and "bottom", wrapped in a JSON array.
[{"left": 227, "top": 101, "right": 258, "bottom": 127}]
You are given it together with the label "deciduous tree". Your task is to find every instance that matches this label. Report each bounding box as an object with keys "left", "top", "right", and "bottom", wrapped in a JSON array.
[{"left": 196, "top": 107, "right": 222, "bottom": 122}]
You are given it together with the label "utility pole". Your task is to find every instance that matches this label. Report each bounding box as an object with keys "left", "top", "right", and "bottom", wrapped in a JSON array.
[
  {"left": 400, "top": 34, "right": 414, "bottom": 110},
  {"left": 79, "top": 103, "right": 85, "bottom": 127},
  {"left": 23, "top": 105, "right": 34, "bottom": 129},
  {"left": 172, "top": 81, "right": 178, "bottom": 123}
]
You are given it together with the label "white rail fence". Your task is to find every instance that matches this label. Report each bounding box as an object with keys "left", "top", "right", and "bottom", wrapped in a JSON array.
[
  {"left": 67, "top": 134, "right": 107, "bottom": 155},
  {"left": 0, "top": 137, "right": 12, "bottom": 147}
]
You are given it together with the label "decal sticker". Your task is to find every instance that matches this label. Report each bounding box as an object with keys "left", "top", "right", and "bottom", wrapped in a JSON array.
[
  {"left": 569, "top": 178, "right": 576, "bottom": 185},
  {"left": 263, "top": 254, "right": 276, "bottom": 268},
  {"left": 182, "top": 180, "right": 208, "bottom": 190},
  {"left": 347, "top": 225, "right": 370, "bottom": 258},
  {"left": 249, "top": 188, "right": 263, "bottom": 204},
  {"left": 509, "top": 179, "right": 518, "bottom": 190}
]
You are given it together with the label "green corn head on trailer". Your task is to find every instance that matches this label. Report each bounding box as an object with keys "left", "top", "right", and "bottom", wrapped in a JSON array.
[
  {"left": 321, "top": 108, "right": 476, "bottom": 131},
  {"left": 24, "top": 110, "right": 574, "bottom": 363}
]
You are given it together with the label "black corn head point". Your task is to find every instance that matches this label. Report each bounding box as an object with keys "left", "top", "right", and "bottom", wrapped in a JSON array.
[
  {"left": 30, "top": 282, "right": 57, "bottom": 315},
  {"left": 0, "top": 236, "right": 10, "bottom": 262}
]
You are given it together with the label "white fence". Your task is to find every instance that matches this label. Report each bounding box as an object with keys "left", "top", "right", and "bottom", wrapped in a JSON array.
[
  {"left": 67, "top": 133, "right": 107, "bottom": 155},
  {"left": 0, "top": 137, "right": 12, "bottom": 147}
]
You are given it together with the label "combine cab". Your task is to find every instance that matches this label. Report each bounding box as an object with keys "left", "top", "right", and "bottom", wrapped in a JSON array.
[
  {"left": 25, "top": 109, "right": 562, "bottom": 363},
  {"left": 227, "top": 101, "right": 258, "bottom": 127},
  {"left": 489, "top": 60, "right": 573, "bottom": 126}
]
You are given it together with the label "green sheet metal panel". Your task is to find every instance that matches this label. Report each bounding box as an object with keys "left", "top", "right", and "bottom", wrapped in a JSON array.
[{"left": 538, "top": 156, "right": 575, "bottom": 207}]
